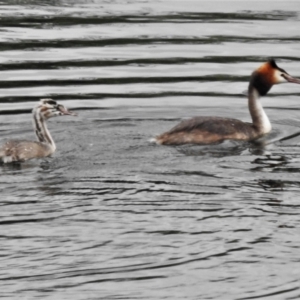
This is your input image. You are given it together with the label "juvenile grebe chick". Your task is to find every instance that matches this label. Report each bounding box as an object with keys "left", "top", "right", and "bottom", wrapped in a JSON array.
[
  {"left": 153, "top": 59, "right": 300, "bottom": 145},
  {"left": 0, "top": 99, "right": 77, "bottom": 163}
]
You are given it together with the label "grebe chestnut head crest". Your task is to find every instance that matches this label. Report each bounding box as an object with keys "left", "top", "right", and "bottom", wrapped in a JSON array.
[{"left": 250, "top": 59, "right": 300, "bottom": 96}]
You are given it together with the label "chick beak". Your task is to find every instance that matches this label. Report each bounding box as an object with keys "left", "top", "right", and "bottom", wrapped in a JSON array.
[{"left": 58, "top": 105, "right": 77, "bottom": 116}]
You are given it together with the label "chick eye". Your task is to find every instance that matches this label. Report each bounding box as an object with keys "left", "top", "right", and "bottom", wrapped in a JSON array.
[{"left": 47, "top": 100, "right": 57, "bottom": 106}]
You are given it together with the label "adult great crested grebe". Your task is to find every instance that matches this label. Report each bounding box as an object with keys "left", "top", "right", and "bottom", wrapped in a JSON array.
[
  {"left": 153, "top": 59, "right": 300, "bottom": 145},
  {"left": 0, "top": 99, "right": 77, "bottom": 163}
]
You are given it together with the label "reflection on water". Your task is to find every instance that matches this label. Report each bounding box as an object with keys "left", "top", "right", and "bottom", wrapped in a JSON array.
[
  {"left": 1, "top": 1, "right": 300, "bottom": 300},
  {"left": 175, "top": 140, "right": 268, "bottom": 157}
]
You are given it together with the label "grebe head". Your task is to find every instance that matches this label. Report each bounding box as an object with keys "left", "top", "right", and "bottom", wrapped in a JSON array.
[
  {"left": 250, "top": 59, "right": 300, "bottom": 96},
  {"left": 34, "top": 98, "right": 77, "bottom": 120}
]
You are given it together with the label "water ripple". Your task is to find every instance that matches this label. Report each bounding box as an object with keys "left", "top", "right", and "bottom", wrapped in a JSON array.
[{"left": 1, "top": 1, "right": 300, "bottom": 300}]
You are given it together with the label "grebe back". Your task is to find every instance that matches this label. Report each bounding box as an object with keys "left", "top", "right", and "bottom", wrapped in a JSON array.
[
  {"left": 153, "top": 60, "right": 300, "bottom": 145},
  {"left": 0, "top": 99, "right": 77, "bottom": 163}
]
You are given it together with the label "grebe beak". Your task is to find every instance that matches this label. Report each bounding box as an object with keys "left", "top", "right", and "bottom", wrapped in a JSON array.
[
  {"left": 58, "top": 105, "right": 78, "bottom": 116},
  {"left": 283, "top": 74, "right": 300, "bottom": 84}
]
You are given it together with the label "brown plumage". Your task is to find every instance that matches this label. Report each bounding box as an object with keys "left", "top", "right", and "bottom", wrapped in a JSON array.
[
  {"left": 0, "top": 140, "right": 53, "bottom": 162},
  {"left": 156, "top": 117, "right": 256, "bottom": 145}
]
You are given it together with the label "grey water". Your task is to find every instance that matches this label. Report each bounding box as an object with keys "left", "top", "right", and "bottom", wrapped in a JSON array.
[{"left": 1, "top": 1, "right": 300, "bottom": 299}]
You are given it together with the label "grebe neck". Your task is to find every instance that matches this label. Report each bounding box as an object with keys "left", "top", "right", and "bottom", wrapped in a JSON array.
[
  {"left": 248, "top": 86, "right": 271, "bottom": 135},
  {"left": 33, "top": 111, "right": 56, "bottom": 152}
]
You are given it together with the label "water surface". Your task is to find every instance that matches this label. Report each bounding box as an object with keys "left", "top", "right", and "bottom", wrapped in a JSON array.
[{"left": 1, "top": 1, "right": 300, "bottom": 299}]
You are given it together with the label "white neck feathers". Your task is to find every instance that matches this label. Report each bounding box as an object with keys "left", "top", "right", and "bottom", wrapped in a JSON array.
[{"left": 248, "top": 87, "right": 272, "bottom": 135}]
